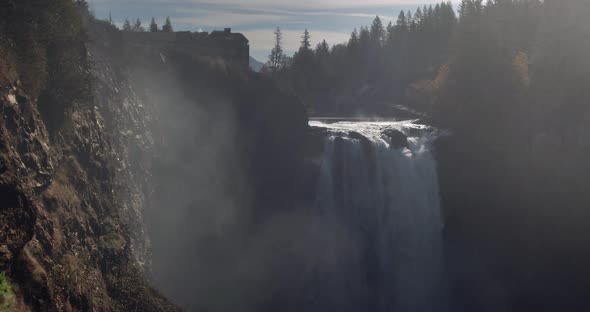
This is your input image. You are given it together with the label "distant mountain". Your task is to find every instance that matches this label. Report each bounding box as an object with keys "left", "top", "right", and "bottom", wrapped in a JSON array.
[{"left": 249, "top": 57, "right": 264, "bottom": 72}]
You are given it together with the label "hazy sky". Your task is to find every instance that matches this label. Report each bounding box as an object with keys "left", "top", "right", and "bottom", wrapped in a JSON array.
[{"left": 91, "top": 0, "right": 440, "bottom": 61}]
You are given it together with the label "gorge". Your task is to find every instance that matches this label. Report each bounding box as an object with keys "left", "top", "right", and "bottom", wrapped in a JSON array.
[
  {"left": 2, "top": 1, "right": 590, "bottom": 311},
  {"left": 1, "top": 15, "right": 454, "bottom": 310}
]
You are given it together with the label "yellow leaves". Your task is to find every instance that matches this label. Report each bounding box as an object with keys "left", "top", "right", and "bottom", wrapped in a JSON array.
[
  {"left": 410, "top": 63, "right": 450, "bottom": 95},
  {"left": 433, "top": 63, "right": 450, "bottom": 91}
]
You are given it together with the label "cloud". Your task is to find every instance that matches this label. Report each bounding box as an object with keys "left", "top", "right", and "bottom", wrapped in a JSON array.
[
  {"left": 94, "top": 0, "right": 435, "bottom": 9},
  {"left": 174, "top": 9, "right": 294, "bottom": 28},
  {"left": 169, "top": 6, "right": 397, "bottom": 29}
]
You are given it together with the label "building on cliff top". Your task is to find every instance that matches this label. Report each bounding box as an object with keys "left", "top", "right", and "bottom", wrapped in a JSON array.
[{"left": 123, "top": 28, "right": 250, "bottom": 67}]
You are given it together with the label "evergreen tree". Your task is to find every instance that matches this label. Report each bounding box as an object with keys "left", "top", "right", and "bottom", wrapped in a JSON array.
[
  {"left": 150, "top": 17, "right": 158, "bottom": 32},
  {"left": 370, "top": 16, "right": 385, "bottom": 44},
  {"left": 408, "top": 10, "right": 417, "bottom": 32},
  {"left": 267, "top": 27, "right": 286, "bottom": 74},
  {"left": 414, "top": 8, "right": 424, "bottom": 30},
  {"left": 426, "top": 5, "right": 435, "bottom": 30},
  {"left": 359, "top": 26, "right": 371, "bottom": 49},
  {"left": 162, "top": 17, "right": 173, "bottom": 32},
  {"left": 132, "top": 18, "right": 145, "bottom": 32},
  {"left": 300, "top": 29, "right": 311, "bottom": 52},
  {"left": 315, "top": 40, "right": 330, "bottom": 58},
  {"left": 458, "top": 0, "right": 469, "bottom": 18},
  {"left": 294, "top": 29, "right": 313, "bottom": 76},
  {"left": 396, "top": 11, "right": 409, "bottom": 31},
  {"left": 386, "top": 21, "right": 395, "bottom": 42},
  {"left": 122, "top": 19, "right": 132, "bottom": 31},
  {"left": 349, "top": 28, "right": 359, "bottom": 47}
]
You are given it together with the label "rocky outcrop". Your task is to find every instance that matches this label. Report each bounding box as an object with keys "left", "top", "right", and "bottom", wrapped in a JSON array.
[
  {"left": 0, "top": 86, "right": 51, "bottom": 276},
  {"left": 0, "top": 19, "right": 178, "bottom": 312},
  {"left": 383, "top": 129, "right": 409, "bottom": 150}
]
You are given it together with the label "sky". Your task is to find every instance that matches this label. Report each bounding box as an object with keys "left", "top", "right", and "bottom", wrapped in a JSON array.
[{"left": 91, "top": 0, "right": 442, "bottom": 61}]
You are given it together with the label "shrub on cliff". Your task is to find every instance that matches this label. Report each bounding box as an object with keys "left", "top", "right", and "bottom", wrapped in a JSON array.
[{"left": 0, "top": 272, "right": 16, "bottom": 311}]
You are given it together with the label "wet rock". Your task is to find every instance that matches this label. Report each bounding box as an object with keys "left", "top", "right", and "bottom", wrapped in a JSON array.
[
  {"left": 384, "top": 129, "right": 409, "bottom": 149},
  {"left": 307, "top": 126, "right": 328, "bottom": 158}
]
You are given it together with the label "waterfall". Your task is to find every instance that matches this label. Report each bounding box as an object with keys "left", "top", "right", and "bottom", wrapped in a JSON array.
[{"left": 308, "top": 120, "right": 446, "bottom": 312}]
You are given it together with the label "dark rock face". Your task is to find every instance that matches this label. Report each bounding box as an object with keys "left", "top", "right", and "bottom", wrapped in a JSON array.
[
  {"left": 0, "top": 21, "right": 179, "bottom": 311},
  {"left": 384, "top": 129, "right": 409, "bottom": 149},
  {"left": 0, "top": 90, "right": 49, "bottom": 268}
]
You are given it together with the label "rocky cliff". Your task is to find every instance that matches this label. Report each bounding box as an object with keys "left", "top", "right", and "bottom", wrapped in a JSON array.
[{"left": 0, "top": 10, "right": 309, "bottom": 311}]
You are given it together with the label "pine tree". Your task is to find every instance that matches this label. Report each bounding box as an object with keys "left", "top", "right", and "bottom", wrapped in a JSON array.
[
  {"left": 132, "top": 18, "right": 145, "bottom": 32},
  {"left": 300, "top": 29, "right": 311, "bottom": 51},
  {"left": 294, "top": 29, "right": 313, "bottom": 74},
  {"left": 162, "top": 17, "right": 173, "bottom": 32},
  {"left": 267, "top": 27, "right": 285, "bottom": 74},
  {"left": 315, "top": 40, "right": 330, "bottom": 57},
  {"left": 370, "top": 16, "right": 385, "bottom": 44},
  {"left": 386, "top": 21, "right": 395, "bottom": 38},
  {"left": 123, "top": 19, "right": 132, "bottom": 31},
  {"left": 396, "top": 11, "right": 408, "bottom": 30},
  {"left": 459, "top": 0, "right": 468, "bottom": 18},
  {"left": 359, "top": 26, "right": 370, "bottom": 48},
  {"left": 349, "top": 28, "right": 359, "bottom": 46},
  {"left": 427, "top": 5, "right": 434, "bottom": 30},
  {"left": 414, "top": 7, "right": 423, "bottom": 30},
  {"left": 150, "top": 17, "right": 158, "bottom": 32}
]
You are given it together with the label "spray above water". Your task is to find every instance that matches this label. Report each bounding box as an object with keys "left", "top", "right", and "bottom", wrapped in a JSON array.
[{"left": 309, "top": 120, "right": 446, "bottom": 312}]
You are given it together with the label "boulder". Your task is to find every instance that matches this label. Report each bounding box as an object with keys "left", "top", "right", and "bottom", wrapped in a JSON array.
[{"left": 384, "top": 129, "right": 409, "bottom": 149}]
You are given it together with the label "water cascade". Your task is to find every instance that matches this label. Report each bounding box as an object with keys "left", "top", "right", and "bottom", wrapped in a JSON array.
[{"left": 308, "top": 120, "right": 446, "bottom": 312}]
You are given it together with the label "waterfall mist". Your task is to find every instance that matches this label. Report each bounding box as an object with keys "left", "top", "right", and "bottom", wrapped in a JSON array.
[
  {"left": 127, "top": 59, "right": 251, "bottom": 310},
  {"left": 128, "top": 55, "right": 313, "bottom": 311},
  {"left": 126, "top": 51, "right": 447, "bottom": 312}
]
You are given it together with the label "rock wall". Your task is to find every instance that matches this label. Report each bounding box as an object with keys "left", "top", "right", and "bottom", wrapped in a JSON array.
[
  {"left": 0, "top": 16, "right": 310, "bottom": 311},
  {"left": 0, "top": 19, "right": 180, "bottom": 311}
]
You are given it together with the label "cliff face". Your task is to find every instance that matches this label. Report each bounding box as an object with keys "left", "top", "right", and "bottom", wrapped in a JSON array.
[
  {"left": 1, "top": 11, "right": 311, "bottom": 310},
  {"left": 0, "top": 19, "right": 181, "bottom": 312}
]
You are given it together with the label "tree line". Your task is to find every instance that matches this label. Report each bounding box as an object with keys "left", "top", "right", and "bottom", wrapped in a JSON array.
[
  {"left": 120, "top": 17, "right": 174, "bottom": 32},
  {"left": 264, "top": 2, "right": 457, "bottom": 114},
  {"left": 433, "top": 1, "right": 590, "bottom": 303},
  {"left": 266, "top": 0, "right": 589, "bottom": 129}
]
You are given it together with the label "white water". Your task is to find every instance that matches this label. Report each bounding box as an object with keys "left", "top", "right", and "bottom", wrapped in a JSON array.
[{"left": 309, "top": 120, "right": 445, "bottom": 312}]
